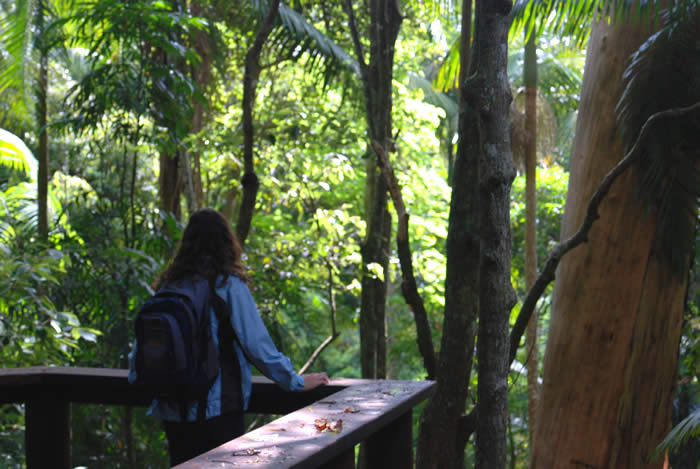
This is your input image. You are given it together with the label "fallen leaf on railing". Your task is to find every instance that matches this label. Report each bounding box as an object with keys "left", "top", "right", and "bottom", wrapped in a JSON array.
[
  {"left": 314, "top": 417, "right": 343, "bottom": 433},
  {"left": 231, "top": 448, "right": 260, "bottom": 457},
  {"left": 329, "top": 419, "right": 343, "bottom": 432},
  {"left": 343, "top": 406, "right": 360, "bottom": 413}
]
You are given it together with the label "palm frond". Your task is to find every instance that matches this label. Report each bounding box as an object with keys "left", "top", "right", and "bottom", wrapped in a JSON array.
[
  {"left": 616, "top": 10, "right": 700, "bottom": 275},
  {"left": 511, "top": 0, "right": 699, "bottom": 49},
  {"left": 652, "top": 407, "right": 700, "bottom": 460},
  {"left": 408, "top": 72, "right": 458, "bottom": 118},
  {"left": 0, "top": 128, "right": 37, "bottom": 178},
  {"left": 432, "top": 35, "right": 460, "bottom": 92},
  {"left": 251, "top": 0, "right": 360, "bottom": 85},
  {"left": 406, "top": 0, "right": 457, "bottom": 21},
  {"left": 0, "top": 0, "right": 35, "bottom": 123}
]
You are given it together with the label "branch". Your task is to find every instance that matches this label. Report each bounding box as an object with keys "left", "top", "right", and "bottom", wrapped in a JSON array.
[
  {"left": 298, "top": 333, "right": 340, "bottom": 375},
  {"left": 371, "top": 139, "right": 438, "bottom": 380},
  {"left": 508, "top": 100, "right": 700, "bottom": 366},
  {"left": 343, "top": 0, "right": 367, "bottom": 76}
]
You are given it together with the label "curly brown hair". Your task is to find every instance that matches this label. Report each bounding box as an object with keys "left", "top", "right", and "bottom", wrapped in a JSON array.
[{"left": 153, "top": 208, "right": 248, "bottom": 290}]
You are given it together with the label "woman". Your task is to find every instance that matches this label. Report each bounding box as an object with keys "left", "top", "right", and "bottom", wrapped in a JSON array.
[{"left": 130, "top": 208, "right": 329, "bottom": 466}]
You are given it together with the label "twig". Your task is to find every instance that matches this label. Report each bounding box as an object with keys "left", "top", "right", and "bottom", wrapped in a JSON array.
[
  {"left": 299, "top": 332, "right": 340, "bottom": 375},
  {"left": 371, "top": 139, "right": 437, "bottom": 379}
]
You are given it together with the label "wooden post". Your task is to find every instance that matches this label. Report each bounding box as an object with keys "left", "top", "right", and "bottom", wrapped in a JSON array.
[
  {"left": 25, "top": 398, "right": 71, "bottom": 469},
  {"left": 320, "top": 447, "right": 355, "bottom": 469},
  {"left": 364, "top": 410, "right": 412, "bottom": 469}
]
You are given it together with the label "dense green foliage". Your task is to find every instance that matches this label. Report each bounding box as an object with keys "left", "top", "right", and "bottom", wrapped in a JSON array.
[{"left": 1, "top": 0, "right": 698, "bottom": 467}]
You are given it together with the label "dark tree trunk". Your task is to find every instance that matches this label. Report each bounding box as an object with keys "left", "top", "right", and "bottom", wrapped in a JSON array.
[
  {"left": 236, "top": 0, "right": 280, "bottom": 246},
  {"left": 159, "top": 149, "right": 182, "bottom": 219},
  {"left": 354, "top": 0, "right": 401, "bottom": 380},
  {"left": 473, "top": 2, "right": 516, "bottom": 468},
  {"left": 523, "top": 24, "right": 539, "bottom": 448},
  {"left": 37, "top": 22, "right": 49, "bottom": 241},
  {"left": 189, "top": 0, "right": 210, "bottom": 209},
  {"left": 417, "top": 1, "right": 515, "bottom": 468},
  {"left": 417, "top": 1, "right": 478, "bottom": 467},
  {"left": 152, "top": 39, "right": 183, "bottom": 220}
]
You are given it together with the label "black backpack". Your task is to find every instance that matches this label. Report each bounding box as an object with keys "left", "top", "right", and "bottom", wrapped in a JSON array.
[{"left": 132, "top": 277, "right": 240, "bottom": 419}]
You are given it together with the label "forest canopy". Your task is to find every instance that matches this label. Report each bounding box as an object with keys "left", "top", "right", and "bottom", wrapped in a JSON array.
[{"left": 1, "top": 0, "right": 699, "bottom": 467}]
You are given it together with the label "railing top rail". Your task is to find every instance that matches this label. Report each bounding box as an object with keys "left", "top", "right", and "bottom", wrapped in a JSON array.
[
  {"left": 176, "top": 379, "right": 435, "bottom": 469},
  {"left": 0, "top": 367, "right": 363, "bottom": 411},
  {"left": 0, "top": 367, "right": 436, "bottom": 469}
]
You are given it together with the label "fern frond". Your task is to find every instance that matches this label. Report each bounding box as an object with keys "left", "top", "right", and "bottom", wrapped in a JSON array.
[{"left": 652, "top": 407, "right": 700, "bottom": 460}]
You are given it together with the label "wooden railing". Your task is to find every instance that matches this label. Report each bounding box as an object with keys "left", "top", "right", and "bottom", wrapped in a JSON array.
[{"left": 0, "top": 367, "right": 435, "bottom": 468}]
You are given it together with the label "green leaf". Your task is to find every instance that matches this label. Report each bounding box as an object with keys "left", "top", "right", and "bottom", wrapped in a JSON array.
[
  {"left": 366, "top": 262, "right": 385, "bottom": 282},
  {"left": 0, "top": 128, "right": 38, "bottom": 178}
]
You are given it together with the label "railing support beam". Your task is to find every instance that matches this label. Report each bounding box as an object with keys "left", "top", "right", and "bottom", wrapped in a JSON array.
[
  {"left": 25, "top": 399, "right": 71, "bottom": 469},
  {"left": 364, "top": 410, "right": 412, "bottom": 469},
  {"left": 320, "top": 448, "right": 355, "bottom": 469}
]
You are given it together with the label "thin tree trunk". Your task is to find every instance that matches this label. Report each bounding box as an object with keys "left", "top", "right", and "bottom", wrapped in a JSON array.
[
  {"left": 473, "top": 1, "right": 516, "bottom": 468},
  {"left": 523, "top": 25, "right": 539, "bottom": 448},
  {"left": 372, "top": 139, "right": 437, "bottom": 379},
  {"left": 345, "top": 0, "right": 401, "bottom": 381},
  {"left": 237, "top": 0, "right": 280, "bottom": 246},
  {"left": 153, "top": 40, "right": 182, "bottom": 221},
  {"left": 159, "top": 149, "right": 182, "bottom": 219},
  {"left": 417, "top": 1, "right": 478, "bottom": 467},
  {"left": 182, "top": 150, "right": 197, "bottom": 215},
  {"left": 531, "top": 10, "right": 687, "bottom": 469},
  {"left": 189, "top": 0, "right": 211, "bottom": 209},
  {"left": 37, "top": 48, "right": 49, "bottom": 241}
]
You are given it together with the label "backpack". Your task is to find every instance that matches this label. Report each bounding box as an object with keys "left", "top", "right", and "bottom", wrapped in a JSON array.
[{"left": 133, "top": 277, "right": 228, "bottom": 420}]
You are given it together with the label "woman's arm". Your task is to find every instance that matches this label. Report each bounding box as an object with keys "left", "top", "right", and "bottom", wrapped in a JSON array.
[{"left": 224, "top": 277, "right": 328, "bottom": 391}]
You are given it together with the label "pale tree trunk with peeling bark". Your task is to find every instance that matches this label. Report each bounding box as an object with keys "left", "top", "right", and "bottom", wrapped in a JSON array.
[{"left": 530, "top": 12, "right": 688, "bottom": 469}]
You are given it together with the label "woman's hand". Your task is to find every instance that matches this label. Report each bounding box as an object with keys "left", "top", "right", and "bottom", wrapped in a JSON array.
[{"left": 302, "top": 372, "right": 330, "bottom": 391}]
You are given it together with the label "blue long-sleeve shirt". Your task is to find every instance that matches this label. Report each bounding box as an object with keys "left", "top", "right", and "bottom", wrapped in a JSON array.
[{"left": 129, "top": 274, "right": 304, "bottom": 421}]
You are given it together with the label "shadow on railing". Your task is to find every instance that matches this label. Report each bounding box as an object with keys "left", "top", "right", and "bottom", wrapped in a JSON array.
[{"left": 0, "top": 367, "right": 435, "bottom": 469}]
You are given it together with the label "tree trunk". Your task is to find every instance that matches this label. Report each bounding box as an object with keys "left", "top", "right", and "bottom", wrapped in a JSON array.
[
  {"left": 236, "top": 0, "right": 280, "bottom": 246},
  {"left": 357, "top": 0, "right": 401, "bottom": 380},
  {"left": 523, "top": 26, "right": 539, "bottom": 448},
  {"left": 530, "top": 13, "right": 687, "bottom": 469},
  {"left": 417, "top": 0, "right": 515, "bottom": 467},
  {"left": 189, "top": 0, "right": 211, "bottom": 210},
  {"left": 417, "top": 2, "right": 476, "bottom": 467},
  {"left": 473, "top": 1, "right": 516, "bottom": 468},
  {"left": 159, "top": 149, "right": 182, "bottom": 219},
  {"left": 37, "top": 39, "right": 49, "bottom": 241}
]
